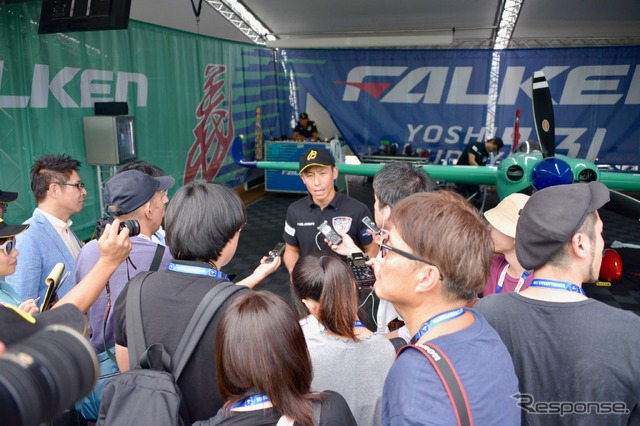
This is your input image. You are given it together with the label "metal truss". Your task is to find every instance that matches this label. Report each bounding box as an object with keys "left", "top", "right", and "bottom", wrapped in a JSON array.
[{"left": 205, "top": 0, "right": 275, "bottom": 45}]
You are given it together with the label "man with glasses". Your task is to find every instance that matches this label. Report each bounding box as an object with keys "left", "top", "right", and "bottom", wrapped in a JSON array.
[
  {"left": 368, "top": 190, "right": 519, "bottom": 425},
  {"left": 7, "top": 154, "right": 87, "bottom": 302},
  {"left": 0, "top": 189, "right": 18, "bottom": 220}
]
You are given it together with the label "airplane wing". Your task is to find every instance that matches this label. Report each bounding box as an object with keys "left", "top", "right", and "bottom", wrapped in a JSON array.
[{"left": 232, "top": 137, "right": 498, "bottom": 185}]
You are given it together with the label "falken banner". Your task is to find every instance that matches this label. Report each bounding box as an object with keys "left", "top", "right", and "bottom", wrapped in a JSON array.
[
  {"left": 0, "top": 2, "right": 284, "bottom": 239},
  {"left": 280, "top": 47, "right": 640, "bottom": 166}
]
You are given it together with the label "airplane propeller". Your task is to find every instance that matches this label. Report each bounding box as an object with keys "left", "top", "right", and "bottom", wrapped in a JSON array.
[{"left": 531, "top": 71, "right": 640, "bottom": 220}]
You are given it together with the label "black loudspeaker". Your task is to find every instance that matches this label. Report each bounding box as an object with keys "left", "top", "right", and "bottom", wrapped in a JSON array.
[
  {"left": 38, "top": 0, "right": 132, "bottom": 34},
  {"left": 94, "top": 102, "right": 128, "bottom": 116}
]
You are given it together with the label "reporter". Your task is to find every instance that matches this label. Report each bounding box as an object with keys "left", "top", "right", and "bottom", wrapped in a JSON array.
[
  {"left": 291, "top": 253, "right": 395, "bottom": 425},
  {"left": 196, "top": 291, "right": 356, "bottom": 426}
]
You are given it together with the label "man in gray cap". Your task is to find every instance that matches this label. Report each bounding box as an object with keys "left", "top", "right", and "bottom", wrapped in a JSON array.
[
  {"left": 75, "top": 170, "right": 175, "bottom": 356},
  {"left": 476, "top": 182, "right": 640, "bottom": 425}
]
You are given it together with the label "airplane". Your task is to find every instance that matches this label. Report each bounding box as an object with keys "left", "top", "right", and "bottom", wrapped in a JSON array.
[{"left": 232, "top": 71, "right": 640, "bottom": 219}]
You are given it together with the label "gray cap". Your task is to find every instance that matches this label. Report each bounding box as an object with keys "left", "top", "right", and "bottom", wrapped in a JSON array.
[
  {"left": 104, "top": 170, "right": 175, "bottom": 216},
  {"left": 516, "top": 181, "right": 609, "bottom": 270}
]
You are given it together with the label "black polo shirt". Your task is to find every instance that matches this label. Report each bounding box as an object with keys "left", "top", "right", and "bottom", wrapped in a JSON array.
[
  {"left": 283, "top": 191, "right": 374, "bottom": 256},
  {"left": 293, "top": 120, "right": 318, "bottom": 139},
  {"left": 457, "top": 142, "right": 489, "bottom": 166}
]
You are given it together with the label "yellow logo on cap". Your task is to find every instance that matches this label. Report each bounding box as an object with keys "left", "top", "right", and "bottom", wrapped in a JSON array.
[{"left": 307, "top": 150, "right": 317, "bottom": 161}]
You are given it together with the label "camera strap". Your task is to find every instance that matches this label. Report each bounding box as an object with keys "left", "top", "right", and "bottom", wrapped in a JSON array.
[{"left": 396, "top": 343, "right": 472, "bottom": 426}]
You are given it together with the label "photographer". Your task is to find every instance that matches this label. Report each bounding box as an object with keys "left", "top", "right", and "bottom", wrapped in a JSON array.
[
  {"left": 0, "top": 303, "right": 99, "bottom": 426},
  {"left": 74, "top": 170, "right": 174, "bottom": 421}
]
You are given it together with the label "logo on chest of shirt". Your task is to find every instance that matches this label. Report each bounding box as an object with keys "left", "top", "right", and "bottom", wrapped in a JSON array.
[{"left": 332, "top": 217, "right": 352, "bottom": 233}]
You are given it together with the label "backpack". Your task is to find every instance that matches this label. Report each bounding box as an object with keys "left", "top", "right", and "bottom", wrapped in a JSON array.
[{"left": 97, "top": 272, "right": 244, "bottom": 426}]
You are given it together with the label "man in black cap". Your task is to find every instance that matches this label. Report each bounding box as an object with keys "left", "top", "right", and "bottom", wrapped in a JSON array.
[
  {"left": 476, "top": 181, "right": 640, "bottom": 425},
  {"left": 0, "top": 189, "right": 18, "bottom": 220},
  {"left": 292, "top": 112, "right": 319, "bottom": 141},
  {"left": 75, "top": 170, "right": 175, "bottom": 356},
  {"left": 282, "top": 148, "right": 375, "bottom": 274}
]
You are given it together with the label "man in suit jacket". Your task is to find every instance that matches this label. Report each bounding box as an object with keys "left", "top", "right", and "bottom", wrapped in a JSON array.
[{"left": 7, "top": 154, "right": 86, "bottom": 302}]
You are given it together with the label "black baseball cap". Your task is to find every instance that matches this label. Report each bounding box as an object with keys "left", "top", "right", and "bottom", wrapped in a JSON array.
[
  {"left": 516, "top": 181, "right": 609, "bottom": 270},
  {"left": 299, "top": 148, "right": 335, "bottom": 173},
  {"left": 299, "top": 112, "right": 309, "bottom": 120},
  {"left": 0, "top": 219, "right": 29, "bottom": 239},
  {"left": 104, "top": 170, "right": 175, "bottom": 216},
  {"left": 0, "top": 190, "right": 18, "bottom": 203},
  {"left": 0, "top": 304, "right": 86, "bottom": 346}
]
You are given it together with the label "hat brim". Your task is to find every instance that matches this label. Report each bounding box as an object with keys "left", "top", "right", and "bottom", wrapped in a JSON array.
[
  {"left": 0, "top": 191, "right": 18, "bottom": 203},
  {"left": 0, "top": 304, "right": 85, "bottom": 346},
  {"left": 0, "top": 223, "right": 29, "bottom": 239},
  {"left": 155, "top": 175, "right": 176, "bottom": 191},
  {"left": 484, "top": 209, "right": 516, "bottom": 239},
  {"left": 299, "top": 162, "right": 334, "bottom": 174}
]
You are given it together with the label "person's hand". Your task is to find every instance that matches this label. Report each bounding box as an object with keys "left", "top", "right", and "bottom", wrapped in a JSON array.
[
  {"left": 98, "top": 219, "right": 132, "bottom": 267},
  {"left": 327, "top": 230, "right": 361, "bottom": 257},
  {"left": 18, "top": 298, "right": 39, "bottom": 316},
  {"left": 252, "top": 255, "right": 282, "bottom": 280}
]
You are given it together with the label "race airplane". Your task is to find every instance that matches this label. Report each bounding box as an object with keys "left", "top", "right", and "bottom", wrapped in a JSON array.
[{"left": 232, "top": 72, "right": 640, "bottom": 219}]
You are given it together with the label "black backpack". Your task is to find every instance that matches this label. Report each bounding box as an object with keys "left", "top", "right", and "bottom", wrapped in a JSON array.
[{"left": 97, "top": 272, "right": 244, "bottom": 426}]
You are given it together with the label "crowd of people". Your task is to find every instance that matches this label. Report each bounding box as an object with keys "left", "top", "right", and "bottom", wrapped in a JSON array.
[{"left": 1, "top": 149, "right": 639, "bottom": 426}]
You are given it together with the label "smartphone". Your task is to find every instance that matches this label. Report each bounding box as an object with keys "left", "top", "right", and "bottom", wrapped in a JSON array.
[
  {"left": 266, "top": 242, "right": 285, "bottom": 263},
  {"left": 362, "top": 216, "right": 382, "bottom": 235},
  {"left": 317, "top": 221, "right": 342, "bottom": 245}
]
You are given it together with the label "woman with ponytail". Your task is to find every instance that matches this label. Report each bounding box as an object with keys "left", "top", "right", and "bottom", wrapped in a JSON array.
[{"left": 291, "top": 253, "right": 395, "bottom": 426}]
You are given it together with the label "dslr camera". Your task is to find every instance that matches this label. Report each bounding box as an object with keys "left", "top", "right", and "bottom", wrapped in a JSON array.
[
  {"left": 0, "top": 325, "right": 99, "bottom": 426},
  {"left": 94, "top": 217, "right": 140, "bottom": 239}
]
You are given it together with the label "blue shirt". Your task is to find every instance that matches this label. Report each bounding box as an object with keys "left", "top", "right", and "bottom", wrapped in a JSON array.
[
  {"left": 0, "top": 280, "right": 22, "bottom": 307},
  {"left": 382, "top": 310, "right": 520, "bottom": 425}
]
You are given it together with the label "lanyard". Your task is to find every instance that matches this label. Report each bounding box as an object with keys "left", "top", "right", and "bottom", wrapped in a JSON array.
[
  {"left": 496, "top": 266, "right": 531, "bottom": 294},
  {"left": 167, "top": 262, "right": 228, "bottom": 280},
  {"left": 529, "top": 279, "right": 585, "bottom": 295},
  {"left": 411, "top": 308, "right": 465, "bottom": 344},
  {"left": 229, "top": 394, "right": 270, "bottom": 409},
  {"left": 354, "top": 320, "right": 365, "bottom": 328}
]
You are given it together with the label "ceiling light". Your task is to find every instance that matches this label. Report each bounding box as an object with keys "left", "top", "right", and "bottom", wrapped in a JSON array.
[{"left": 206, "top": 0, "right": 276, "bottom": 44}]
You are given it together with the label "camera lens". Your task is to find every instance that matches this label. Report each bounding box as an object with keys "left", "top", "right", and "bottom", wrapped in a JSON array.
[
  {"left": 0, "top": 325, "right": 98, "bottom": 426},
  {"left": 119, "top": 219, "right": 141, "bottom": 237}
]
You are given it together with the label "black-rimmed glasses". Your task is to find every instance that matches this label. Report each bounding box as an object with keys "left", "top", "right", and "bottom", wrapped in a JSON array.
[
  {"left": 380, "top": 238, "right": 443, "bottom": 280},
  {"left": 0, "top": 237, "right": 15, "bottom": 256},
  {"left": 56, "top": 181, "right": 85, "bottom": 190}
]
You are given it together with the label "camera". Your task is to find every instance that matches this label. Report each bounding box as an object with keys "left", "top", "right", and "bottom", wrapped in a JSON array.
[
  {"left": 94, "top": 217, "right": 140, "bottom": 239},
  {"left": 0, "top": 325, "right": 99, "bottom": 426},
  {"left": 119, "top": 219, "right": 141, "bottom": 237}
]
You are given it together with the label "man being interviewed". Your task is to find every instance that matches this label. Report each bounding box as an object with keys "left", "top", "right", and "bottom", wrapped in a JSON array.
[{"left": 282, "top": 148, "right": 376, "bottom": 275}]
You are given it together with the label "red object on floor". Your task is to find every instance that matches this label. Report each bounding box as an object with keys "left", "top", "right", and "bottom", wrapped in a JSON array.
[{"left": 600, "top": 248, "right": 623, "bottom": 282}]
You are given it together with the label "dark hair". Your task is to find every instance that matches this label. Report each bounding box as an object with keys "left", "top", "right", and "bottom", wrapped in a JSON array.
[
  {"left": 165, "top": 180, "right": 245, "bottom": 261},
  {"left": 489, "top": 137, "right": 504, "bottom": 150},
  {"left": 216, "top": 292, "right": 321, "bottom": 426},
  {"left": 372, "top": 162, "right": 436, "bottom": 209},
  {"left": 393, "top": 191, "right": 492, "bottom": 301},
  {"left": 30, "top": 154, "right": 82, "bottom": 203},
  {"left": 117, "top": 160, "right": 165, "bottom": 177},
  {"left": 291, "top": 253, "right": 358, "bottom": 340}
]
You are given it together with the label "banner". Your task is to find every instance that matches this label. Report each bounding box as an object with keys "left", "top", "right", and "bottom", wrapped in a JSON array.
[
  {"left": 0, "top": 2, "right": 284, "bottom": 239},
  {"left": 281, "top": 47, "right": 640, "bottom": 166}
]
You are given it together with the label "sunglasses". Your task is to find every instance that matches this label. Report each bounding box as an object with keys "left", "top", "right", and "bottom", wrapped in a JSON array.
[
  {"left": 380, "top": 238, "right": 443, "bottom": 280},
  {"left": 0, "top": 237, "right": 15, "bottom": 256}
]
